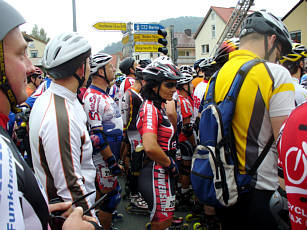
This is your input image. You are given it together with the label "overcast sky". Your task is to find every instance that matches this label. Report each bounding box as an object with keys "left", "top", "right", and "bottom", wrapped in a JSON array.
[{"left": 7, "top": 0, "right": 299, "bottom": 53}]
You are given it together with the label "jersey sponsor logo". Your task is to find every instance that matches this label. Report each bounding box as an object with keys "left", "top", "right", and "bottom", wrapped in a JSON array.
[
  {"left": 284, "top": 141, "right": 307, "bottom": 187},
  {"left": 89, "top": 95, "right": 101, "bottom": 121},
  {"left": 288, "top": 201, "right": 307, "bottom": 227},
  {"left": 146, "top": 103, "right": 153, "bottom": 130}
]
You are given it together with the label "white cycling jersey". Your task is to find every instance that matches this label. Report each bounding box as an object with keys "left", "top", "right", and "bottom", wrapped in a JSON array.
[
  {"left": 29, "top": 82, "right": 96, "bottom": 215},
  {"left": 292, "top": 77, "right": 307, "bottom": 106},
  {"left": 193, "top": 80, "right": 208, "bottom": 118}
]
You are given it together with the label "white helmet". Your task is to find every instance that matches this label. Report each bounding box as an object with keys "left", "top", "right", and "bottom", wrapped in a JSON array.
[
  {"left": 179, "top": 65, "right": 193, "bottom": 75},
  {"left": 90, "top": 53, "right": 113, "bottom": 75},
  {"left": 177, "top": 72, "right": 193, "bottom": 85},
  {"left": 152, "top": 56, "right": 173, "bottom": 65},
  {"left": 43, "top": 32, "right": 91, "bottom": 70}
]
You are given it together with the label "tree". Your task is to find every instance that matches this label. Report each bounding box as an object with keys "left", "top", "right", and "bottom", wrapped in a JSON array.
[{"left": 31, "top": 24, "right": 50, "bottom": 43}]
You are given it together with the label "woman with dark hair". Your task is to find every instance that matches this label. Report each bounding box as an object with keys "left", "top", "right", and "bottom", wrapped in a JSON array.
[{"left": 136, "top": 59, "right": 182, "bottom": 230}]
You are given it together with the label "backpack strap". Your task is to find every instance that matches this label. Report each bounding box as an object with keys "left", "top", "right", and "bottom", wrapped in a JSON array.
[
  {"left": 222, "top": 58, "right": 264, "bottom": 107},
  {"left": 248, "top": 134, "right": 274, "bottom": 175}
]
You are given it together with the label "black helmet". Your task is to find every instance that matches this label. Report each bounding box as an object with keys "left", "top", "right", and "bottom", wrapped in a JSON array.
[
  {"left": 139, "top": 59, "right": 152, "bottom": 68},
  {"left": 143, "top": 61, "right": 182, "bottom": 82},
  {"left": 119, "top": 57, "right": 135, "bottom": 75},
  {"left": 194, "top": 58, "right": 206, "bottom": 70},
  {"left": 240, "top": 11, "right": 292, "bottom": 56}
]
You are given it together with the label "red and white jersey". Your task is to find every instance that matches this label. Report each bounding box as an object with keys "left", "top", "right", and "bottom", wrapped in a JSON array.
[
  {"left": 277, "top": 102, "right": 307, "bottom": 230},
  {"left": 137, "top": 100, "right": 176, "bottom": 152},
  {"left": 119, "top": 77, "right": 135, "bottom": 100},
  {"left": 192, "top": 79, "right": 208, "bottom": 118},
  {"left": 177, "top": 94, "right": 193, "bottom": 142},
  {"left": 29, "top": 82, "right": 96, "bottom": 216}
]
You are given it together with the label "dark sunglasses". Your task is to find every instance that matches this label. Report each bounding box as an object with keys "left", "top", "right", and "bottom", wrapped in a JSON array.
[{"left": 163, "top": 82, "right": 177, "bottom": 89}]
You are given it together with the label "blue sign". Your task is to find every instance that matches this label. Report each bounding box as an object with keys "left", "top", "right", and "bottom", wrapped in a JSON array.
[{"left": 134, "top": 23, "right": 164, "bottom": 31}]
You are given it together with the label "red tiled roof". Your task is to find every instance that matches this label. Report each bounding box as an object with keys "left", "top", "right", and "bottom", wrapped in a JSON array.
[
  {"left": 212, "top": 6, "right": 234, "bottom": 23},
  {"left": 194, "top": 6, "right": 254, "bottom": 39}
]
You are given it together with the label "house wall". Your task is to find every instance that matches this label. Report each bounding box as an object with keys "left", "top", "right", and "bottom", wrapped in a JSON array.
[
  {"left": 195, "top": 10, "right": 226, "bottom": 60},
  {"left": 27, "top": 39, "right": 46, "bottom": 66},
  {"left": 283, "top": 1, "right": 307, "bottom": 46}
]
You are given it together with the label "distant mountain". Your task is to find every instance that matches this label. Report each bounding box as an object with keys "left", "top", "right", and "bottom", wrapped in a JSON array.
[{"left": 100, "top": 16, "right": 203, "bottom": 54}]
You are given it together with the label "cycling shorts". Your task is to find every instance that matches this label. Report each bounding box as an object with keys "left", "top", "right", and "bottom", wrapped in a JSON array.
[{"left": 138, "top": 161, "right": 176, "bottom": 222}]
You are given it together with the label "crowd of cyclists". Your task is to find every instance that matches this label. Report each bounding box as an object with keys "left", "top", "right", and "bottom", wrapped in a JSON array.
[{"left": 0, "top": 1, "right": 307, "bottom": 230}]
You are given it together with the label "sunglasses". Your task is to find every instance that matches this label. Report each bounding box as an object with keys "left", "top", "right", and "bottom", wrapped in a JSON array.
[{"left": 163, "top": 82, "right": 177, "bottom": 89}]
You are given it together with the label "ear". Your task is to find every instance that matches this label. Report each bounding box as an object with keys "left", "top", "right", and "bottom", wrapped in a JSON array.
[
  {"left": 75, "top": 63, "right": 85, "bottom": 77},
  {"left": 97, "top": 68, "right": 104, "bottom": 76},
  {"left": 299, "top": 60, "right": 304, "bottom": 68}
]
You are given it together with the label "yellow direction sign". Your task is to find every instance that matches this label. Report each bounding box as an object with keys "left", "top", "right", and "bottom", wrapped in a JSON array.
[
  {"left": 93, "top": 22, "right": 127, "bottom": 31},
  {"left": 134, "top": 44, "right": 162, "bottom": 52},
  {"left": 134, "top": 34, "right": 162, "bottom": 42},
  {"left": 122, "top": 35, "right": 129, "bottom": 44}
]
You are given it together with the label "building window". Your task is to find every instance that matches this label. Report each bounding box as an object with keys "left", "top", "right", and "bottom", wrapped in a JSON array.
[
  {"left": 290, "top": 31, "right": 301, "bottom": 43},
  {"left": 202, "top": 44, "right": 209, "bottom": 54},
  {"left": 30, "top": 50, "right": 38, "bottom": 58},
  {"left": 28, "top": 41, "right": 35, "bottom": 48},
  {"left": 178, "top": 50, "right": 185, "bottom": 56},
  {"left": 186, "top": 51, "right": 190, "bottom": 56},
  {"left": 211, "top": 25, "right": 216, "bottom": 39}
]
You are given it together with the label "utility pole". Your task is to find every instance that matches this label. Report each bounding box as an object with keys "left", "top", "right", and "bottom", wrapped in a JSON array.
[
  {"left": 72, "top": 0, "right": 77, "bottom": 32},
  {"left": 127, "top": 22, "right": 133, "bottom": 58},
  {"left": 170, "top": 25, "right": 178, "bottom": 65}
]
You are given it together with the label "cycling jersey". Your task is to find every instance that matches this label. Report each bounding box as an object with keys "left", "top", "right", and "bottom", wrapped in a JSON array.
[
  {"left": 83, "top": 85, "right": 123, "bottom": 190},
  {"left": 0, "top": 114, "right": 50, "bottom": 230},
  {"left": 29, "top": 82, "right": 96, "bottom": 215},
  {"left": 109, "top": 84, "right": 120, "bottom": 106},
  {"left": 213, "top": 50, "right": 295, "bottom": 191},
  {"left": 177, "top": 94, "right": 193, "bottom": 143},
  {"left": 277, "top": 102, "right": 307, "bottom": 230},
  {"left": 25, "top": 77, "right": 52, "bottom": 108},
  {"left": 193, "top": 79, "right": 208, "bottom": 118},
  {"left": 121, "top": 87, "right": 143, "bottom": 150},
  {"left": 119, "top": 77, "right": 135, "bottom": 96},
  {"left": 137, "top": 100, "right": 176, "bottom": 152},
  {"left": 291, "top": 77, "right": 307, "bottom": 106}
]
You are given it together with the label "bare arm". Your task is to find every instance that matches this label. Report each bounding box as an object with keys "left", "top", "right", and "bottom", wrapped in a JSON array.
[
  {"left": 270, "top": 115, "right": 288, "bottom": 141},
  {"left": 142, "top": 132, "right": 171, "bottom": 167}
]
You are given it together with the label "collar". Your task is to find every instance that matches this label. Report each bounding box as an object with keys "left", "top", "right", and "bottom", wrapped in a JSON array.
[
  {"left": 0, "top": 113, "right": 9, "bottom": 130},
  {"left": 49, "top": 82, "right": 77, "bottom": 102},
  {"left": 89, "top": 84, "right": 108, "bottom": 95},
  {"left": 229, "top": 49, "right": 261, "bottom": 61}
]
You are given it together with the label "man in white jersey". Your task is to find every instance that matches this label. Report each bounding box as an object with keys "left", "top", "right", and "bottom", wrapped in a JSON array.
[
  {"left": 29, "top": 32, "right": 97, "bottom": 217},
  {"left": 0, "top": 1, "right": 98, "bottom": 229},
  {"left": 83, "top": 53, "right": 123, "bottom": 230}
]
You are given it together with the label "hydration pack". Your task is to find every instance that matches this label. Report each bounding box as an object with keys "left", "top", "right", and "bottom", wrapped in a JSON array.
[{"left": 191, "top": 58, "right": 274, "bottom": 207}]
